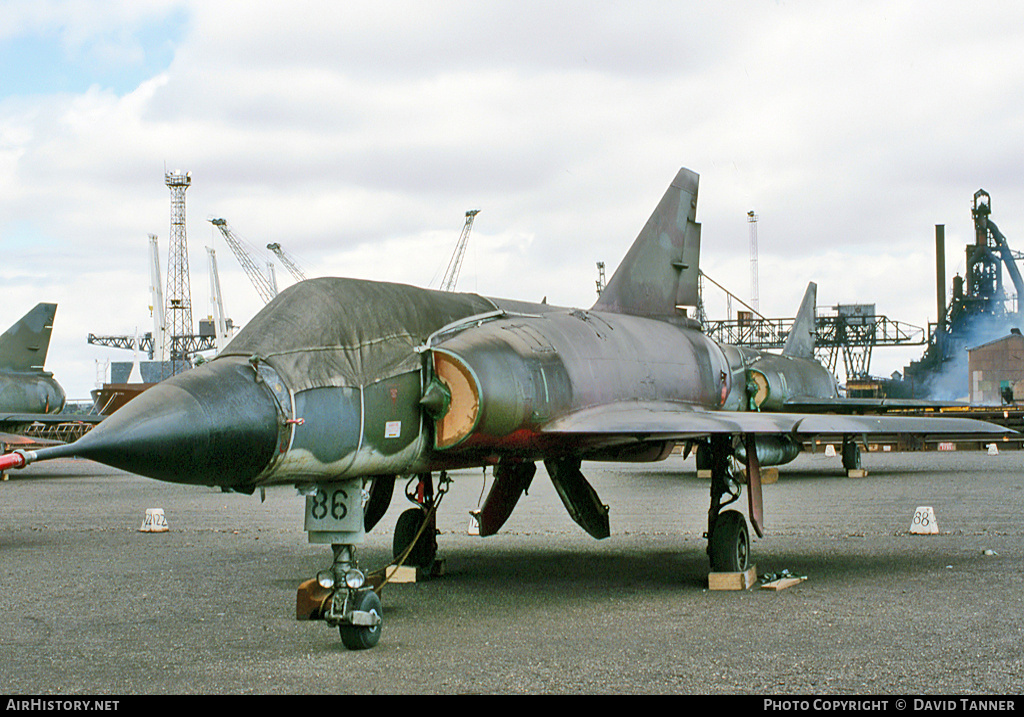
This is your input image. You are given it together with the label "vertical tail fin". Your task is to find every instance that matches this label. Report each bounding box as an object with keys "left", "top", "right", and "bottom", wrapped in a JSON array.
[
  {"left": 782, "top": 283, "right": 816, "bottom": 359},
  {"left": 0, "top": 303, "right": 57, "bottom": 371},
  {"left": 592, "top": 168, "right": 701, "bottom": 319}
]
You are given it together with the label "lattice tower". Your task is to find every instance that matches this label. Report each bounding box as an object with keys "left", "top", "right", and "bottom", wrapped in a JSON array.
[
  {"left": 748, "top": 210, "right": 759, "bottom": 313},
  {"left": 164, "top": 171, "right": 193, "bottom": 359}
]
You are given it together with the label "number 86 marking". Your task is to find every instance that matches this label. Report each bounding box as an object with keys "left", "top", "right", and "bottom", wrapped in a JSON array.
[{"left": 311, "top": 488, "right": 349, "bottom": 521}]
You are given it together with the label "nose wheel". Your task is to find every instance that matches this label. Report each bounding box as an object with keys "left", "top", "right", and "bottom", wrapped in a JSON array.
[{"left": 337, "top": 588, "right": 383, "bottom": 650}]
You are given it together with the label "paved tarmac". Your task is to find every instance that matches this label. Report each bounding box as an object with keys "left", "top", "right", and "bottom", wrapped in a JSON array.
[{"left": 1, "top": 448, "right": 1022, "bottom": 695}]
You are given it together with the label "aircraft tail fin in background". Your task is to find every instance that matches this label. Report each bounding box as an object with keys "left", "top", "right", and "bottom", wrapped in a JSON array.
[
  {"left": 592, "top": 167, "right": 701, "bottom": 319},
  {"left": 0, "top": 303, "right": 57, "bottom": 372},
  {"left": 782, "top": 283, "right": 817, "bottom": 359}
]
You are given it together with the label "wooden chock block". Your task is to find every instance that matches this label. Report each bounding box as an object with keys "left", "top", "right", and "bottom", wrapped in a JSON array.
[
  {"left": 761, "top": 576, "right": 808, "bottom": 591},
  {"left": 295, "top": 579, "right": 331, "bottom": 621},
  {"left": 847, "top": 469, "right": 868, "bottom": 478},
  {"left": 384, "top": 565, "right": 418, "bottom": 583},
  {"left": 737, "top": 467, "right": 778, "bottom": 484},
  {"left": 708, "top": 564, "right": 757, "bottom": 591}
]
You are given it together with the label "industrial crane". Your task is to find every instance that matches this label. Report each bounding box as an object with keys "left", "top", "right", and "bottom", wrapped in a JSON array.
[
  {"left": 209, "top": 218, "right": 278, "bottom": 304},
  {"left": 440, "top": 209, "right": 480, "bottom": 292},
  {"left": 267, "top": 242, "right": 307, "bottom": 282}
]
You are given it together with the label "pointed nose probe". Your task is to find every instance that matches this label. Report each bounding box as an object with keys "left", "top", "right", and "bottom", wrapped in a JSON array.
[{"left": 0, "top": 357, "right": 282, "bottom": 488}]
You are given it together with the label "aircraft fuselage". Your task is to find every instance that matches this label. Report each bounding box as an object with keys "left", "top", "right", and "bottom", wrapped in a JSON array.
[
  {"left": 252, "top": 300, "right": 732, "bottom": 485},
  {"left": 0, "top": 371, "right": 66, "bottom": 415},
  {"left": 425, "top": 308, "right": 731, "bottom": 455},
  {"left": 252, "top": 290, "right": 838, "bottom": 486}
]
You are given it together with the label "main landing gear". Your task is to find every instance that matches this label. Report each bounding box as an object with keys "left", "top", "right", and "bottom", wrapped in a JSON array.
[
  {"left": 703, "top": 434, "right": 764, "bottom": 573},
  {"left": 841, "top": 435, "right": 862, "bottom": 471},
  {"left": 392, "top": 472, "right": 444, "bottom": 571}
]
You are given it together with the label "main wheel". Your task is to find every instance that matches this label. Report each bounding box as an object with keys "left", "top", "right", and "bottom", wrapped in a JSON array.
[
  {"left": 842, "top": 439, "right": 861, "bottom": 470},
  {"left": 339, "top": 589, "right": 382, "bottom": 650},
  {"left": 694, "top": 440, "right": 712, "bottom": 472},
  {"left": 709, "top": 509, "right": 750, "bottom": 572},
  {"left": 393, "top": 507, "right": 437, "bottom": 568}
]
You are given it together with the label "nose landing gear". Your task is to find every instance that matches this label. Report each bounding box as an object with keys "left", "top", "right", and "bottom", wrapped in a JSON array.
[{"left": 296, "top": 480, "right": 384, "bottom": 650}]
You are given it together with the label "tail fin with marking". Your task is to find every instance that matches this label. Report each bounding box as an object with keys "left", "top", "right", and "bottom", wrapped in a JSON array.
[
  {"left": 782, "top": 283, "right": 816, "bottom": 359},
  {"left": 0, "top": 303, "right": 57, "bottom": 372},
  {"left": 592, "top": 168, "right": 701, "bottom": 319}
]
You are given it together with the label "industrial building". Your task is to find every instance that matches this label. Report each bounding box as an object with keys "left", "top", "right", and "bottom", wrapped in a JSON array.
[
  {"left": 901, "top": 189, "right": 1024, "bottom": 401},
  {"left": 968, "top": 329, "right": 1024, "bottom": 405}
]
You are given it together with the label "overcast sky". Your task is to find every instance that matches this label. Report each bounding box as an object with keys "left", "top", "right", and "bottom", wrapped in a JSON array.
[{"left": 3, "top": 1, "right": 1023, "bottom": 400}]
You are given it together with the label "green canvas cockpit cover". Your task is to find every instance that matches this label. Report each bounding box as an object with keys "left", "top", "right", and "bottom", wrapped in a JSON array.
[{"left": 217, "top": 277, "right": 500, "bottom": 391}]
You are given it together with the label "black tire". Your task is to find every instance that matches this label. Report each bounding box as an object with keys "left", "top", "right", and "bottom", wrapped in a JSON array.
[
  {"left": 339, "top": 589, "right": 382, "bottom": 650},
  {"left": 363, "top": 475, "right": 395, "bottom": 532},
  {"left": 392, "top": 507, "right": 437, "bottom": 568},
  {"left": 694, "top": 441, "right": 712, "bottom": 472},
  {"left": 709, "top": 509, "right": 750, "bottom": 572},
  {"left": 842, "top": 440, "right": 861, "bottom": 470}
]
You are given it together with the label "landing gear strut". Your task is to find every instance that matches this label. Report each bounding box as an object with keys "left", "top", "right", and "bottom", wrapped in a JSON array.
[
  {"left": 706, "top": 435, "right": 749, "bottom": 572},
  {"left": 297, "top": 479, "right": 383, "bottom": 650},
  {"left": 320, "top": 544, "right": 382, "bottom": 650},
  {"left": 705, "top": 434, "right": 762, "bottom": 573},
  {"left": 393, "top": 472, "right": 444, "bottom": 570}
]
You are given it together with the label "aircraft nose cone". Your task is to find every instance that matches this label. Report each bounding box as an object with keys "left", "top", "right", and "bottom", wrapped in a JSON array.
[{"left": 71, "top": 357, "right": 281, "bottom": 488}]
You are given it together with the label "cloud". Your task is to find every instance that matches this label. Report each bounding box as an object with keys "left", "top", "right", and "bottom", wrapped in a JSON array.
[
  {"left": 0, "top": 0, "right": 187, "bottom": 95},
  {"left": 3, "top": 1, "right": 1024, "bottom": 398}
]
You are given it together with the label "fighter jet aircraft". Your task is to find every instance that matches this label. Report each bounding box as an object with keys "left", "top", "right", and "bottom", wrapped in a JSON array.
[
  {"left": 0, "top": 168, "right": 1010, "bottom": 649},
  {"left": 0, "top": 303, "right": 66, "bottom": 415},
  {"left": 0, "top": 303, "right": 102, "bottom": 460}
]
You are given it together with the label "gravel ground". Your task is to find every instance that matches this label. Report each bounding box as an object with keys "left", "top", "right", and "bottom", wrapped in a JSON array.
[{"left": 1, "top": 449, "right": 1021, "bottom": 695}]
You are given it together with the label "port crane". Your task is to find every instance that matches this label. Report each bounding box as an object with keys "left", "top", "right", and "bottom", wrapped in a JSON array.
[
  {"left": 209, "top": 218, "right": 278, "bottom": 304},
  {"left": 267, "top": 243, "right": 307, "bottom": 282},
  {"left": 439, "top": 210, "right": 480, "bottom": 292}
]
